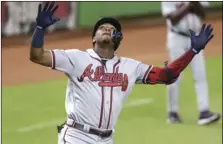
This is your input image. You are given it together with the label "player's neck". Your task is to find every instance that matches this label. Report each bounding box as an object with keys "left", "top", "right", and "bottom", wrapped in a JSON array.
[{"left": 94, "top": 45, "right": 115, "bottom": 59}]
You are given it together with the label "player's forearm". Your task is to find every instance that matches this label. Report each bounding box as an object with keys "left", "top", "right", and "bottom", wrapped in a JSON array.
[
  {"left": 30, "top": 27, "right": 45, "bottom": 61},
  {"left": 29, "top": 27, "right": 52, "bottom": 67},
  {"left": 147, "top": 50, "right": 195, "bottom": 84},
  {"left": 166, "top": 50, "right": 195, "bottom": 78}
]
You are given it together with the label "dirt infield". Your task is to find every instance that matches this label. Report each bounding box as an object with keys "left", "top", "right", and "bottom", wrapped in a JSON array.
[{"left": 2, "top": 19, "right": 222, "bottom": 87}]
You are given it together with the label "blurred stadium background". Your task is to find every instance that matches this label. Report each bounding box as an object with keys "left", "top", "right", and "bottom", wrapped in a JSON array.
[{"left": 2, "top": 2, "right": 222, "bottom": 144}]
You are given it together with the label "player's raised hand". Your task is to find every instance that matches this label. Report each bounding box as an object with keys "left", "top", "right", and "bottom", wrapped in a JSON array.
[
  {"left": 36, "top": 1, "right": 60, "bottom": 30},
  {"left": 189, "top": 24, "right": 214, "bottom": 54}
]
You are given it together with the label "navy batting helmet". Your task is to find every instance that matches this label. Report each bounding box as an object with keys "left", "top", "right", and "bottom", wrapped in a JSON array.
[{"left": 92, "top": 17, "right": 122, "bottom": 51}]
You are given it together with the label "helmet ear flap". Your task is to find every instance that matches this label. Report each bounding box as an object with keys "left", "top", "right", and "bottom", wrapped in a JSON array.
[{"left": 112, "top": 30, "right": 123, "bottom": 51}]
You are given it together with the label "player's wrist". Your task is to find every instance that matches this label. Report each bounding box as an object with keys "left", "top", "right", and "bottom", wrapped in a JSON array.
[
  {"left": 31, "top": 27, "right": 45, "bottom": 48},
  {"left": 36, "top": 25, "right": 43, "bottom": 30},
  {"left": 36, "top": 25, "right": 46, "bottom": 31},
  {"left": 190, "top": 48, "right": 199, "bottom": 54}
]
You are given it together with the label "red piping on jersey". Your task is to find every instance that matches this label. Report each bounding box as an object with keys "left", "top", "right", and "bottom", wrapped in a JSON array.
[
  {"left": 90, "top": 56, "right": 103, "bottom": 65},
  {"left": 89, "top": 56, "right": 105, "bottom": 128},
  {"left": 51, "top": 50, "right": 56, "bottom": 69},
  {"left": 106, "top": 59, "right": 120, "bottom": 129}
]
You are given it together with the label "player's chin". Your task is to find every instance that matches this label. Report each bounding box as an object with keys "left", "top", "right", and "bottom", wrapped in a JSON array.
[{"left": 102, "top": 37, "right": 112, "bottom": 44}]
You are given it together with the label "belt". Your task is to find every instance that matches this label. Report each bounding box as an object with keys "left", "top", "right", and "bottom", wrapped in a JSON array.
[
  {"left": 65, "top": 118, "right": 113, "bottom": 138},
  {"left": 170, "top": 28, "right": 190, "bottom": 37}
]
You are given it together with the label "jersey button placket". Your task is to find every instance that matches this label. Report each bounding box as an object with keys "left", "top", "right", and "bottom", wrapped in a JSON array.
[
  {"left": 104, "top": 63, "right": 111, "bottom": 129},
  {"left": 101, "top": 62, "right": 108, "bottom": 128}
]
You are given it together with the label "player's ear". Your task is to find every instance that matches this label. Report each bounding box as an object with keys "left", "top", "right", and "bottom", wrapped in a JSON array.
[{"left": 92, "top": 37, "right": 96, "bottom": 43}]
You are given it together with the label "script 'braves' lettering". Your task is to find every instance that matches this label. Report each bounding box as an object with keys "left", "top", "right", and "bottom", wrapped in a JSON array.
[{"left": 78, "top": 64, "right": 128, "bottom": 91}]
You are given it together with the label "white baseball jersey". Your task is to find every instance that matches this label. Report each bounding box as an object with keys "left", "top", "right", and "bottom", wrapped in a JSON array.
[
  {"left": 161, "top": 2, "right": 210, "bottom": 34},
  {"left": 50, "top": 48, "right": 153, "bottom": 130}
]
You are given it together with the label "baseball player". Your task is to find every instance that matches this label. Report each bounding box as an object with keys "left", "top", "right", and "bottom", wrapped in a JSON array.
[
  {"left": 30, "top": 2, "right": 215, "bottom": 144},
  {"left": 161, "top": 1, "right": 220, "bottom": 125}
]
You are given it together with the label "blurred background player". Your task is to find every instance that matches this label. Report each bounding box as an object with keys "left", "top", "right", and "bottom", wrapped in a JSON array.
[{"left": 161, "top": 1, "right": 220, "bottom": 125}]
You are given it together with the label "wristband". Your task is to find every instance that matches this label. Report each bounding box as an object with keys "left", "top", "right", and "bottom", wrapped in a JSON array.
[
  {"left": 31, "top": 26, "right": 45, "bottom": 48},
  {"left": 191, "top": 47, "right": 198, "bottom": 54}
]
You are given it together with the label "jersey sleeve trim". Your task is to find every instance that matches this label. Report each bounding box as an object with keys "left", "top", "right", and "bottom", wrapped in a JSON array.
[
  {"left": 50, "top": 50, "right": 56, "bottom": 69},
  {"left": 143, "top": 65, "right": 153, "bottom": 84}
]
